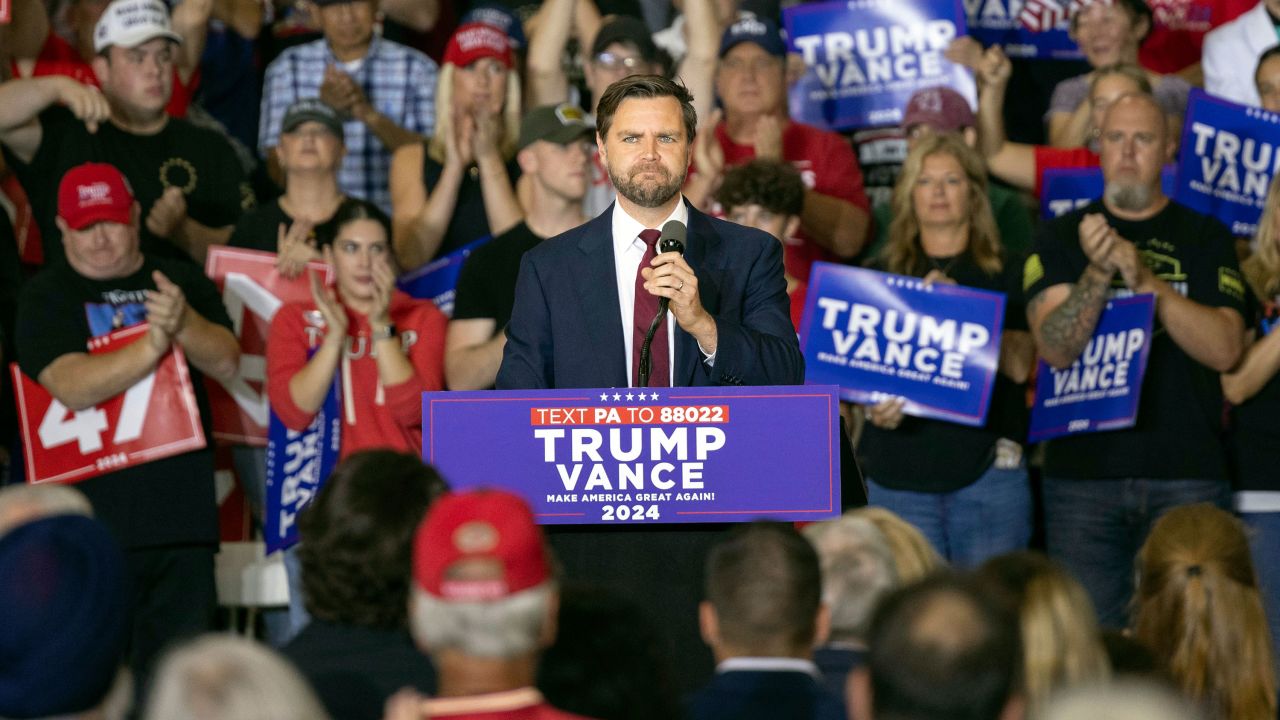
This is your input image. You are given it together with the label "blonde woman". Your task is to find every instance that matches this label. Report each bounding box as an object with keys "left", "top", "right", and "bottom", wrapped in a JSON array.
[
  {"left": 1222, "top": 175, "right": 1280, "bottom": 667},
  {"left": 979, "top": 552, "right": 1111, "bottom": 714},
  {"left": 389, "top": 22, "right": 523, "bottom": 271},
  {"left": 1133, "top": 504, "right": 1277, "bottom": 720},
  {"left": 861, "top": 133, "right": 1035, "bottom": 568},
  {"left": 851, "top": 507, "right": 945, "bottom": 584}
]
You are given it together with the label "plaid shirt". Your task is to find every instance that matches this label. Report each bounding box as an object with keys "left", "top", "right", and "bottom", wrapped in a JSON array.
[{"left": 259, "top": 35, "right": 437, "bottom": 213}]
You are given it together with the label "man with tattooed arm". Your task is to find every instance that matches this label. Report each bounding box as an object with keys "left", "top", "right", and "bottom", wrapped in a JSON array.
[{"left": 1022, "top": 93, "right": 1248, "bottom": 629}]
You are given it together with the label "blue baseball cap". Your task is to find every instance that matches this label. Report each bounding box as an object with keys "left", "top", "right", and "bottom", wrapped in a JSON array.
[
  {"left": 719, "top": 15, "right": 786, "bottom": 59},
  {"left": 461, "top": 2, "right": 526, "bottom": 50}
]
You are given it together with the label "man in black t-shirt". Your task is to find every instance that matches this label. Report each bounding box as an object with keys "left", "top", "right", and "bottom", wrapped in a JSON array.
[
  {"left": 14, "top": 163, "right": 240, "bottom": 691},
  {"left": 1024, "top": 94, "right": 1247, "bottom": 627},
  {"left": 446, "top": 103, "right": 592, "bottom": 390},
  {"left": 0, "top": 0, "right": 251, "bottom": 266}
]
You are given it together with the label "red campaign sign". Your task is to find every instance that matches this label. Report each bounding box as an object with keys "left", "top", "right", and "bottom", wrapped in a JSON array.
[
  {"left": 12, "top": 324, "right": 207, "bottom": 485},
  {"left": 204, "top": 247, "right": 333, "bottom": 446}
]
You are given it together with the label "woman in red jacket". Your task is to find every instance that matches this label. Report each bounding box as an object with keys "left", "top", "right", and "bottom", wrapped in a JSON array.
[{"left": 267, "top": 198, "right": 446, "bottom": 458}]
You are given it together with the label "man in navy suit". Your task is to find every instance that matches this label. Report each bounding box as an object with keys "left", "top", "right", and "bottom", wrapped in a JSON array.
[
  {"left": 494, "top": 75, "right": 803, "bottom": 692},
  {"left": 687, "top": 522, "right": 846, "bottom": 720},
  {"left": 497, "top": 74, "right": 802, "bottom": 390}
]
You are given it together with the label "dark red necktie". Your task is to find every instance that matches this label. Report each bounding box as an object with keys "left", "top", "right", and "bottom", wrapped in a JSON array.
[{"left": 632, "top": 228, "right": 669, "bottom": 387}]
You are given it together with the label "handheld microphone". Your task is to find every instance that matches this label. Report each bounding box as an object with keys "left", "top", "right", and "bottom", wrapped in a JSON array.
[{"left": 638, "top": 220, "right": 688, "bottom": 386}]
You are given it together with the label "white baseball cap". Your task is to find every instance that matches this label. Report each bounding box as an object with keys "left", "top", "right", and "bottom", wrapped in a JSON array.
[{"left": 93, "top": 0, "right": 182, "bottom": 54}]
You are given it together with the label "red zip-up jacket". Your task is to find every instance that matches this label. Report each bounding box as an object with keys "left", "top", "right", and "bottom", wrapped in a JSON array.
[{"left": 267, "top": 290, "right": 446, "bottom": 459}]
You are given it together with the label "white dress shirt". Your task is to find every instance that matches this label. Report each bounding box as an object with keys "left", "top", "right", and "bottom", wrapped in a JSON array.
[{"left": 611, "top": 200, "right": 688, "bottom": 386}]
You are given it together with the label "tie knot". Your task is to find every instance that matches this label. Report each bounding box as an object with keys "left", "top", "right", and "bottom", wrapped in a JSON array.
[{"left": 639, "top": 229, "right": 662, "bottom": 249}]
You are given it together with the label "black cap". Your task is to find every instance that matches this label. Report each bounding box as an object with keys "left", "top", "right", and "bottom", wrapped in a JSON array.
[
  {"left": 590, "top": 15, "right": 660, "bottom": 63},
  {"left": 281, "top": 98, "right": 345, "bottom": 140},
  {"left": 517, "top": 103, "right": 594, "bottom": 152}
]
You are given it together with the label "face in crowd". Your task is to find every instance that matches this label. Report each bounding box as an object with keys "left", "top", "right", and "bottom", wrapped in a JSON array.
[
  {"left": 1256, "top": 52, "right": 1280, "bottom": 113},
  {"left": 277, "top": 121, "right": 346, "bottom": 175},
  {"left": 912, "top": 151, "right": 971, "bottom": 230},
  {"left": 1099, "top": 95, "right": 1172, "bottom": 212},
  {"left": 598, "top": 95, "right": 692, "bottom": 209},
  {"left": 1088, "top": 72, "right": 1146, "bottom": 140},
  {"left": 58, "top": 208, "right": 145, "bottom": 281},
  {"left": 726, "top": 203, "right": 799, "bottom": 243},
  {"left": 93, "top": 38, "right": 175, "bottom": 123},
  {"left": 715, "top": 42, "right": 786, "bottom": 118},
  {"left": 328, "top": 217, "right": 393, "bottom": 305},
  {"left": 585, "top": 42, "right": 661, "bottom": 107},
  {"left": 455, "top": 57, "right": 510, "bottom": 117},
  {"left": 1069, "top": 2, "right": 1147, "bottom": 69},
  {"left": 317, "top": 0, "right": 376, "bottom": 59},
  {"left": 523, "top": 138, "right": 593, "bottom": 203}
]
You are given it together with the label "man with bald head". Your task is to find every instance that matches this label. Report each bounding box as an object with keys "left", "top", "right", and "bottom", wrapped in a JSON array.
[{"left": 1023, "top": 93, "right": 1248, "bottom": 627}]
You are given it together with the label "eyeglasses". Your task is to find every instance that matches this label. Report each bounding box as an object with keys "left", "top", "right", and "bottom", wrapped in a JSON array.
[
  {"left": 593, "top": 52, "right": 645, "bottom": 72},
  {"left": 720, "top": 56, "right": 781, "bottom": 75}
]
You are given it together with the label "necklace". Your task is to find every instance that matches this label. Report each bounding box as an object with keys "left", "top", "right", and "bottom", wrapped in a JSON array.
[{"left": 926, "top": 253, "right": 961, "bottom": 277}]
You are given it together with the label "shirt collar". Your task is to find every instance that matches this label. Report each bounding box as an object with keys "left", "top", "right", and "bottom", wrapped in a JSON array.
[
  {"left": 611, "top": 198, "right": 690, "bottom": 255},
  {"left": 716, "top": 657, "right": 822, "bottom": 679},
  {"left": 323, "top": 32, "right": 381, "bottom": 66}
]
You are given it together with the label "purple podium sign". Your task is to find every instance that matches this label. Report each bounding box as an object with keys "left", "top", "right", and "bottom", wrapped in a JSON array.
[{"left": 423, "top": 386, "right": 841, "bottom": 525}]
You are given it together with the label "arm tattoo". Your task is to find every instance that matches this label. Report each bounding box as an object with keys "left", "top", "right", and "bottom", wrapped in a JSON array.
[{"left": 1034, "top": 266, "right": 1112, "bottom": 365}]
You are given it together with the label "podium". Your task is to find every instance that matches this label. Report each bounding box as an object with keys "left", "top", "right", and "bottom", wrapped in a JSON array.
[{"left": 423, "top": 385, "right": 860, "bottom": 690}]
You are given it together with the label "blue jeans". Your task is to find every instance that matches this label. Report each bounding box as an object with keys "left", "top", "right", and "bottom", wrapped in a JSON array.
[
  {"left": 867, "top": 464, "right": 1031, "bottom": 569},
  {"left": 1042, "top": 477, "right": 1230, "bottom": 628},
  {"left": 1240, "top": 511, "right": 1280, "bottom": 671}
]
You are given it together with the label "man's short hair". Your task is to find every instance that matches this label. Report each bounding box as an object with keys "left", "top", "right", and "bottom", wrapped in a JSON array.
[
  {"left": 705, "top": 521, "right": 822, "bottom": 655},
  {"left": 714, "top": 160, "right": 805, "bottom": 218},
  {"left": 802, "top": 514, "right": 898, "bottom": 643},
  {"left": 298, "top": 450, "right": 448, "bottom": 629},
  {"left": 1089, "top": 62, "right": 1154, "bottom": 97},
  {"left": 0, "top": 483, "right": 93, "bottom": 537},
  {"left": 866, "top": 573, "right": 1020, "bottom": 720},
  {"left": 595, "top": 75, "right": 698, "bottom": 146}
]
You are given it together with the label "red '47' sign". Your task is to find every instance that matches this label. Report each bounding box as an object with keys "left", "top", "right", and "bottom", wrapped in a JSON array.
[
  {"left": 204, "top": 247, "right": 333, "bottom": 445},
  {"left": 12, "top": 324, "right": 206, "bottom": 484}
]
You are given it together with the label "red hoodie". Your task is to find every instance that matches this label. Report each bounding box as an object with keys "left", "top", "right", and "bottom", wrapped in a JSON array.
[{"left": 267, "top": 290, "right": 446, "bottom": 459}]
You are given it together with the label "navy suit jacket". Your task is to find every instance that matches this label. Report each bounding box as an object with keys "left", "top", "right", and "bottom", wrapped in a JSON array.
[
  {"left": 496, "top": 201, "right": 804, "bottom": 389},
  {"left": 686, "top": 669, "right": 847, "bottom": 720}
]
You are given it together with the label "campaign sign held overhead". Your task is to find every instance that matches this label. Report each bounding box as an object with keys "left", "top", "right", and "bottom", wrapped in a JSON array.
[
  {"left": 1175, "top": 90, "right": 1280, "bottom": 237},
  {"left": 800, "top": 263, "right": 1005, "bottom": 426},
  {"left": 784, "top": 0, "right": 977, "bottom": 130},
  {"left": 964, "top": 0, "right": 1082, "bottom": 59},
  {"left": 424, "top": 386, "right": 841, "bottom": 525},
  {"left": 1028, "top": 294, "right": 1155, "bottom": 442}
]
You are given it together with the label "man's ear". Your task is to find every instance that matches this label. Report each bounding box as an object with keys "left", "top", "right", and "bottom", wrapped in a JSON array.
[
  {"left": 91, "top": 54, "right": 110, "bottom": 85},
  {"left": 595, "top": 132, "right": 607, "bottom": 163},
  {"left": 783, "top": 215, "right": 801, "bottom": 240},
  {"left": 848, "top": 667, "right": 874, "bottom": 720},
  {"left": 698, "top": 601, "right": 720, "bottom": 647},
  {"left": 812, "top": 602, "right": 831, "bottom": 648}
]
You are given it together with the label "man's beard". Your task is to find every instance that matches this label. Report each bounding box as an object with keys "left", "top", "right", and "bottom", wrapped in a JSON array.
[
  {"left": 1104, "top": 181, "right": 1154, "bottom": 212},
  {"left": 608, "top": 161, "right": 685, "bottom": 208}
]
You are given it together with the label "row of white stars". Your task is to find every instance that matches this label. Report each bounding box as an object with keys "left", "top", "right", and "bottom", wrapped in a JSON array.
[{"left": 598, "top": 392, "right": 662, "bottom": 401}]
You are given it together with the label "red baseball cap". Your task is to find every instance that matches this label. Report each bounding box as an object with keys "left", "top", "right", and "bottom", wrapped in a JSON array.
[
  {"left": 413, "top": 489, "right": 549, "bottom": 601},
  {"left": 57, "top": 163, "right": 135, "bottom": 231},
  {"left": 901, "top": 86, "right": 976, "bottom": 133},
  {"left": 443, "top": 22, "right": 514, "bottom": 69}
]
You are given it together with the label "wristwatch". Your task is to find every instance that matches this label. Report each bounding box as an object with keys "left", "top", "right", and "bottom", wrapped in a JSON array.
[{"left": 372, "top": 323, "right": 397, "bottom": 341}]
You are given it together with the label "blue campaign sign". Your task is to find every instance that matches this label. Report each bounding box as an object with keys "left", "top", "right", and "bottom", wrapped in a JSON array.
[
  {"left": 1041, "top": 166, "right": 1178, "bottom": 219},
  {"left": 964, "top": 0, "right": 1082, "bottom": 60},
  {"left": 396, "top": 235, "right": 492, "bottom": 316},
  {"left": 784, "top": 0, "right": 977, "bottom": 131},
  {"left": 423, "top": 386, "right": 841, "bottom": 525},
  {"left": 1175, "top": 90, "right": 1280, "bottom": 237},
  {"left": 1027, "top": 294, "right": 1154, "bottom": 442},
  {"left": 799, "top": 262, "right": 1005, "bottom": 426},
  {"left": 264, "top": 378, "right": 341, "bottom": 553}
]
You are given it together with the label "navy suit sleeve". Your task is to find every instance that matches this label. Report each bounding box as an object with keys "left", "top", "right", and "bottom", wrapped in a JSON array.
[
  {"left": 496, "top": 252, "right": 553, "bottom": 389},
  {"left": 702, "top": 232, "right": 804, "bottom": 386}
]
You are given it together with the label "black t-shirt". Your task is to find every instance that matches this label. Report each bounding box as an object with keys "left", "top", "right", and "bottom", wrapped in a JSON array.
[
  {"left": 14, "top": 255, "right": 233, "bottom": 549},
  {"left": 858, "top": 250, "right": 1029, "bottom": 493},
  {"left": 1229, "top": 290, "right": 1280, "bottom": 492},
  {"left": 1024, "top": 200, "right": 1247, "bottom": 480},
  {"left": 452, "top": 221, "right": 542, "bottom": 333},
  {"left": 228, "top": 198, "right": 340, "bottom": 252},
  {"left": 420, "top": 149, "right": 521, "bottom": 261},
  {"left": 3, "top": 106, "right": 253, "bottom": 265}
]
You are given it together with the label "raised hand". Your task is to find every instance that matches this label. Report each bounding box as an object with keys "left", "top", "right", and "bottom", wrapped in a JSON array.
[
  {"left": 309, "top": 267, "right": 349, "bottom": 342},
  {"left": 276, "top": 220, "right": 318, "bottom": 279},
  {"left": 145, "top": 270, "right": 188, "bottom": 351},
  {"left": 867, "top": 396, "right": 906, "bottom": 430},
  {"left": 145, "top": 186, "right": 189, "bottom": 240},
  {"left": 57, "top": 78, "right": 110, "bottom": 133}
]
